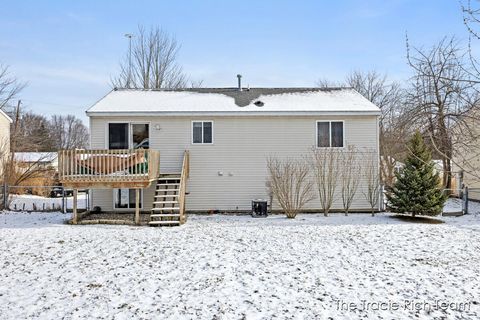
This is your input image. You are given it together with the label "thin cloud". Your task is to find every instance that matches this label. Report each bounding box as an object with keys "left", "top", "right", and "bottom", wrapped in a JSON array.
[{"left": 27, "top": 66, "right": 109, "bottom": 86}]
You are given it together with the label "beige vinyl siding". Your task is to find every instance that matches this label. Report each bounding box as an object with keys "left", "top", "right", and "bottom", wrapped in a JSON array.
[
  {"left": 0, "top": 113, "right": 10, "bottom": 152},
  {"left": 89, "top": 115, "right": 379, "bottom": 212},
  {"left": 453, "top": 115, "right": 480, "bottom": 201}
]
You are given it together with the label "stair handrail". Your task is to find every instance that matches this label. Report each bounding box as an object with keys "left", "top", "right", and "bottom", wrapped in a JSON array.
[{"left": 178, "top": 150, "right": 190, "bottom": 223}]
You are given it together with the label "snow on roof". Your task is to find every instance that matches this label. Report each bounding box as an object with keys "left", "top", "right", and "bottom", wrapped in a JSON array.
[
  {"left": 86, "top": 88, "right": 381, "bottom": 116},
  {"left": 14, "top": 152, "right": 57, "bottom": 163},
  {"left": 0, "top": 109, "right": 13, "bottom": 123}
]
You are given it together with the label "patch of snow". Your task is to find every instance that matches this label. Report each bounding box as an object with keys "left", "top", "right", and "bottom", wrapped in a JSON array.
[
  {"left": 14, "top": 152, "right": 57, "bottom": 163},
  {"left": 0, "top": 212, "right": 479, "bottom": 319},
  {"left": 8, "top": 193, "right": 87, "bottom": 211},
  {"left": 87, "top": 88, "right": 380, "bottom": 115},
  {"left": 443, "top": 197, "right": 480, "bottom": 215}
]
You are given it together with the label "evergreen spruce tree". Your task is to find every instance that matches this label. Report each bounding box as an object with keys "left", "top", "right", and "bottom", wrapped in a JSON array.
[{"left": 387, "top": 131, "right": 447, "bottom": 217}]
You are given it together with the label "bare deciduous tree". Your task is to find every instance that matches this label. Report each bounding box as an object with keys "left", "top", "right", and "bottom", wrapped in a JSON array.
[
  {"left": 316, "top": 70, "right": 408, "bottom": 188},
  {"left": 12, "top": 111, "right": 54, "bottom": 152},
  {"left": 461, "top": 0, "right": 480, "bottom": 80},
  {"left": 311, "top": 148, "right": 340, "bottom": 216},
  {"left": 266, "top": 156, "right": 315, "bottom": 219},
  {"left": 406, "top": 36, "right": 480, "bottom": 188},
  {"left": 112, "top": 26, "right": 188, "bottom": 89},
  {"left": 339, "top": 146, "right": 361, "bottom": 215},
  {"left": 49, "top": 115, "right": 89, "bottom": 150},
  {"left": 363, "top": 149, "right": 381, "bottom": 216},
  {"left": 0, "top": 63, "right": 25, "bottom": 110},
  {"left": 315, "top": 78, "right": 344, "bottom": 88},
  {"left": 3, "top": 105, "right": 55, "bottom": 206},
  {"left": 347, "top": 71, "right": 409, "bottom": 188}
]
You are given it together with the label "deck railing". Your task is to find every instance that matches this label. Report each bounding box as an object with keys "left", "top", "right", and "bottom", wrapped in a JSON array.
[
  {"left": 58, "top": 149, "right": 160, "bottom": 187},
  {"left": 178, "top": 150, "right": 190, "bottom": 223}
]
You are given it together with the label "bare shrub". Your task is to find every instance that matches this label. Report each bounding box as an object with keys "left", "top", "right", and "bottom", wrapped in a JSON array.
[
  {"left": 340, "top": 146, "right": 361, "bottom": 215},
  {"left": 363, "top": 149, "right": 381, "bottom": 216},
  {"left": 311, "top": 148, "right": 340, "bottom": 216},
  {"left": 266, "top": 156, "right": 315, "bottom": 219}
]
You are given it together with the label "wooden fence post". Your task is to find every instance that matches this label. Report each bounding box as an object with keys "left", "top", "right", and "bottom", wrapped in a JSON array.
[
  {"left": 73, "top": 188, "right": 78, "bottom": 224},
  {"left": 463, "top": 186, "right": 469, "bottom": 215},
  {"left": 135, "top": 188, "right": 140, "bottom": 225}
]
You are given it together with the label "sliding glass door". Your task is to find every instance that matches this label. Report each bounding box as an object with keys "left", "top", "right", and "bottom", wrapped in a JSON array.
[
  {"left": 108, "top": 122, "right": 149, "bottom": 211},
  {"left": 131, "top": 124, "right": 149, "bottom": 149},
  {"left": 108, "top": 123, "right": 149, "bottom": 150}
]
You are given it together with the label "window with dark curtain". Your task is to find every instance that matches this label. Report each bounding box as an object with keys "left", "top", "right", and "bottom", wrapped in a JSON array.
[
  {"left": 317, "top": 122, "right": 330, "bottom": 147},
  {"left": 331, "top": 122, "right": 344, "bottom": 147},
  {"left": 203, "top": 122, "right": 212, "bottom": 143},
  {"left": 128, "top": 189, "right": 141, "bottom": 208},
  {"left": 108, "top": 123, "right": 129, "bottom": 149},
  {"left": 114, "top": 188, "right": 128, "bottom": 208},
  {"left": 192, "top": 122, "right": 203, "bottom": 143}
]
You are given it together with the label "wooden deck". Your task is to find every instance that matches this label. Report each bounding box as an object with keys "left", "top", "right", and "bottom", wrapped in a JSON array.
[
  {"left": 58, "top": 149, "right": 160, "bottom": 189},
  {"left": 58, "top": 149, "right": 161, "bottom": 225}
]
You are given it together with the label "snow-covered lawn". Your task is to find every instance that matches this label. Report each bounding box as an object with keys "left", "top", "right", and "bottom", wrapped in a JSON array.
[{"left": 0, "top": 212, "right": 479, "bottom": 319}]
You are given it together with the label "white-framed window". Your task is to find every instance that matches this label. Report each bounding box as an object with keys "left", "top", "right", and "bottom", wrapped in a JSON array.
[
  {"left": 192, "top": 121, "right": 213, "bottom": 144},
  {"left": 113, "top": 189, "right": 143, "bottom": 209},
  {"left": 316, "top": 121, "right": 344, "bottom": 148}
]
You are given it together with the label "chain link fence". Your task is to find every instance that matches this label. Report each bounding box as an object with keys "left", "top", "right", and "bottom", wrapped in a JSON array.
[
  {"left": 0, "top": 185, "right": 89, "bottom": 213},
  {"left": 382, "top": 185, "right": 478, "bottom": 216}
]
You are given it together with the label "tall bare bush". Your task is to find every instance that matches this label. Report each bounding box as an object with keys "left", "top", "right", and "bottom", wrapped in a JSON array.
[
  {"left": 363, "top": 150, "right": 381, "bottom": 216},
  {"left": 266, "top": 156, "right": 315, "bottom": 219},
  {"left": 312, "top": 148, "right": 340, "bottom": 216},
  {"left": 340, "top": 146, "right": 361, "bottom": 215}
]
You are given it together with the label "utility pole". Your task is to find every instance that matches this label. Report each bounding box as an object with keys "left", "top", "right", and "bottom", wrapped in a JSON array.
[
  {"left": 124, "top": 33, "right": 134, "bottom": 88},
  {"left": 4, "top": 100, "right": 21, "bottom": 209}
]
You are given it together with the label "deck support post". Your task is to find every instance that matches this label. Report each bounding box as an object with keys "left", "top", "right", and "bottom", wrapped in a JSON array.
[
  {"left": 72, "top": 189, "right": 78, "bottom": 224},
  {"left": 135, "top": 188, "right": 140, "bottom": 225}
]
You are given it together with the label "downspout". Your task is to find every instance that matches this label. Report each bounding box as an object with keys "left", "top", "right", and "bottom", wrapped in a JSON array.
[{"left": 376, "top": 115, "right": 382, "bottom": 212}]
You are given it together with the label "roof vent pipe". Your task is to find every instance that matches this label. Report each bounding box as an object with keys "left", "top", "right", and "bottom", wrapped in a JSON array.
[{"left": 237, "top": 74, "right": 242, "bottom": 91}]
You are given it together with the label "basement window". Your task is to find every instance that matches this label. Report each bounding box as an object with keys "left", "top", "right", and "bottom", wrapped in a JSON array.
[
  {"left": 192, "top": 121, "right": 213, "bottom": 144},
  {"left": 316, "top": 121, "right": 344, "bottom": 148}
]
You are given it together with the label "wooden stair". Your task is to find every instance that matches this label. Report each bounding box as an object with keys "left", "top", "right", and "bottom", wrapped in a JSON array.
[{"left": 149, "top": 151, "right": 189, "bottom": 227}]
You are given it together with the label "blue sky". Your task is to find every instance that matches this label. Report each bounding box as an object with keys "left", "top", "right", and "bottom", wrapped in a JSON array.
[{"left": 0, "top": 0, "right": 470, "bottom": 122}]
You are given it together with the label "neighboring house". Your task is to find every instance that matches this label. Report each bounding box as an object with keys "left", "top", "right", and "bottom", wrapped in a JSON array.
[
  {"left": 0, "top": 109, "right": 12, "bottom": 178},
  {"left": 451, "top": 105, "right": 480, "bottom": 201},
  {"left": 452, "top": 108, "right": 480, "bottom": 201},
  {"left": 59, "top": 85, "right": 381, "bottom": 225},
  {"left": 14, "top": 152, "right": 58, "bottom": 170},
  {"left": 12, "top": 152, "right": 58, "bottom": 196}
]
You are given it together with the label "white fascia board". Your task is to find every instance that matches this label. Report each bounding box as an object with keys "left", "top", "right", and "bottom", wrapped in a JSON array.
[
  {"left": 86, "top": 111, "right": 381, "bottom": 117},
  {"left": 0, "top": 109, "right": 13, "bottom": 123}
]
